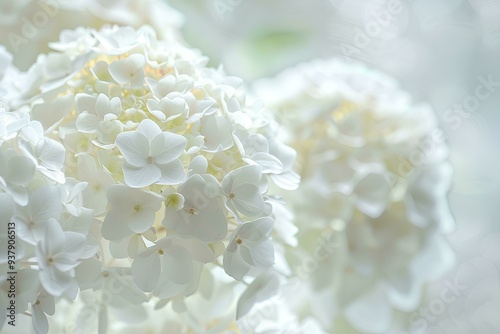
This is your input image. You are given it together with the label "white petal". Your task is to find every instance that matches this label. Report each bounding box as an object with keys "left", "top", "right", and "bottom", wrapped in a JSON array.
[
  {"left": 32, "top": 306, "right": 49, "bottom": 334},
  {"left": 151, "top": 132, "right": 187, "bottom": 164},
  {"left": 269, "top": 140, "right": 296, "bottom": 171},
  {"left": 40, "top": 218, "right": 65, "bottom": 256},
  {"left": 127, "top": 207, "right": 157, "bottom": 234},
  {"left": 75, "top": 113, "right": 99, "bottom": 133},
  {"left": 102, "top": 210, "right": 134, "bottom": 241},
  {"left": 4, "top": 184, "right": 29, "bottom": 206},
  {"left": 60, "top": 232, "right": 86, "bottom": 258},
  {"left": 240, "top": 240, "right": 274, "bottom": 267},
  {"left": 39, "top": 267, "right": 72, "bottom": 297},
  {"left": 136, "top": 119, "right": 162, "bottom": 143},
  {"left": 95, "top": 94, "right": 120, "bottom": 119},
  {"left": 248, "top": 152, "right": 283, "bottom": 174},
  {"left": 39, "top": 169, "right": 66, "bottom": 184},
  {"left": 37, "top": 291, "right": 55, "bottom": 316},
  {"left": 17, "top": 269, "right": 39, "bottom": 303},
  {"left": 31, "top": 94, "right": 73, "bottom": 132},
  {"left": 91, "top": 61, "right": 114, "bottom": 82},
  {"left": 239, "top": 217, "right": 274, "bottom": 240},
  {"left": 188, "top": 155, "right": 208, "bottom": 176},
  {"left": 108, "top": 54, "right": 146, "bottom": 87},
  {"left": 52, "top": 255, "right": 80, "bottom": 272},
  {"left": 242, "top": 134, "right": 269, "bottom": 156},
  {"left": 35, "top": 138, "right": 65, "bottom": 171},
  {"left": 170, "top": 237, "right": 215, "bottom": 263},
  {"left": 6, "top": 156, "right": 35, "bottom": 185},
  {"left": 123, "top": 162, "right": 161, "bottom": 188},
  {"left": 115, "top": 132, "right": 149, "bottom": 167},
  {"left": 222, "top": 165, "right": 262, "bottom": 193},
  {"left": 75, "top": 93, "right": 97, "bottom": 114},
  {"left": 201, "top": 116, "right": 234, "bottom": 152},
  {"left": 270, "top": 171, "right": 300, "bottom": 190},
  {"left": 15, "top": 216, "right": 43, "bottom": 245},
  {"left": 31, "top": 186, "right": 62, "bottom": 222},
  {"left": 165, "top": 192, "right": 185, "bottom": 211},
  {"left": 109, "top": 238, "right": 130, "bottom": 259},
  {"left": 149, "top": 108, "right": 167, "bottom": 122},
  {"left": 164, "top": 245, "right": 194, "bottom": 284},
  {"left": 157, "top": 160, "right": 186, "bottom": 185},
  {"left": 223, "top": 247, "right": 251, "bottom": 280},
  {"left": 107, "top": 184, "right": 162, "bottom": 210},
  {"left": 231, "top": 184, "right": 266, "bottom": 217},
  {"left": 236, "top": 272, "right": 280, "bottom": 319},
  {"left": 164, "top": 203, "right": 227, "bottom": 242}
]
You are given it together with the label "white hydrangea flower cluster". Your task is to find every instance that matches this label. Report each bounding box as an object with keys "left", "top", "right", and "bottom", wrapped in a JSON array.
[
  {"left": 254, "top": 58, "right": 456, "bottom": 333},
  {"left": 1, "top": 26, "right": 298, "bottom": 333}
]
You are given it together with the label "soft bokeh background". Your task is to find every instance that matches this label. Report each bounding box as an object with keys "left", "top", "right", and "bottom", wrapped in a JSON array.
[{"left": 168, "top": 0, "right": 500, "bottom": 332}]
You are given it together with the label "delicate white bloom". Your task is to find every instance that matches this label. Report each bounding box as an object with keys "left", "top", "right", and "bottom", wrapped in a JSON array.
[
  {"left": 31, "top": 290, "right": 55, "bottom": 334},
  {"left": 108, "top": 54, "right": 147, "bottom": 87},
  {"left": 254, "top": 58, "right": 455, "bottom": 333},
  {"left": 36, "top": 219, "right": 86, "bottom": 297},
  {"left": 221, "top": 165, "right": 266, "bottom": 219},
  {"left": 146, "top": 95, "right": 188, "bottom": 123},
  {"left": 75, "top": 93, "right": 122, "bottom": 135},
  {"left": 19, "top": 133, "right": 66, "bottom": 184},
  {"left": 241, "top": 134, "right": 284, "bottom": 174},
  {"left": 59, "top": 178, "right": 89, "bottom": 217},
  {"left": 13, "top": 185, "right": 62, "bottom": 245},
  {"left": 132, "top": 236, "right": 215, "bottom": 295},
  {"left": 76, "top": 154, "right": 115, "bottom": 214},
  {"left": 109, "top": 228, "right": 156, "bottom": 259},
  {"left": 116, "top": 119, "right": 187, "bottom": 188},
  {"left": 224, "top": 218, "right": 275, "bottom": 280},
  {"left": 0, "top": 108, "right": 29, "bottom": 139},
  {"left": 236, "top": 272, "right": 280, "bottom": 319},
  {"left": 163, "top": 174, "right": 227, "bottom": 242},
  {"left": 102, "top": 184, "right": 163, "bottom": 239}
]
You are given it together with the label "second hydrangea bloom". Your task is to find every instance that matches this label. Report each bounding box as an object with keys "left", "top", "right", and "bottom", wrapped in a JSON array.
[{"left": 254, "top": 58, "right": 455, "bottom": 334}]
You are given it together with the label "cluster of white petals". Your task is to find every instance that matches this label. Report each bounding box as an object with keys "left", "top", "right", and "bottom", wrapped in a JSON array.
[
  {"left": 0, "top": 26, "right": 299, "bottom": 333},
  {"left": 254, "top": 58, "right": 456, "bottom": 333}
]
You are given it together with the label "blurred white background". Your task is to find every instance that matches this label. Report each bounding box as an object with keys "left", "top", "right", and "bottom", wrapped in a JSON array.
[{"left": 169, "top": 0, "right": 500, "bottom": 332}]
